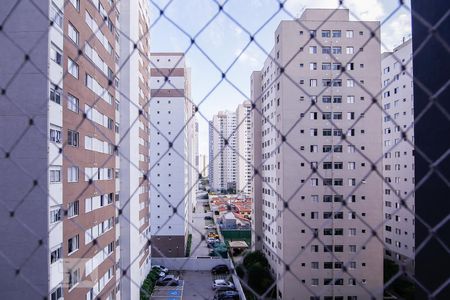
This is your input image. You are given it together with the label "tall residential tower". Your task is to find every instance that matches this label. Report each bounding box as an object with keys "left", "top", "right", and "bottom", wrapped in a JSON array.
[
  {"left": 381, "top": 38, "right": 415, "bottom": 269},
  {"left": 149, "top": 53, "right": 195, "bottom": 257},
  {"left": 251, "top": 9, "right": 384, "bottom": 300}
]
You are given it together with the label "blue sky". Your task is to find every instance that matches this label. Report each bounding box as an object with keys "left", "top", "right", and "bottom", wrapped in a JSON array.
[{"left": 148, "top": 0, "right": 412, "bottom": 155}]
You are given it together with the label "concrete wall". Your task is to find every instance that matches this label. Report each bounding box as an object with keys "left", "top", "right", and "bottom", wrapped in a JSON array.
[
  {"left": 0, "top": 0, "right": 50, "bottom": 299},
  {"left": 151, "top": 257, "right": 233, "bottom": 271}
]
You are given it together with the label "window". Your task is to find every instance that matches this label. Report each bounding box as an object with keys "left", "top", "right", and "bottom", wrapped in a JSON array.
[
  {"left": 50, "top": 4, "right": 63, "bottom": 28},
  {"left": 348, "top": 162, "right": 356, "bottom": 170},
  {"left": 332, "top": 30, "right": 341, "bottom": 38},
  {"left": 50, "top": 286, "right": 62, "bottom": 300},
  {"left": 50, "top": 45, "right": 62, "bottom": 65},
  {"left": 70, "top": 0, "right": 80, "bottom": 11},
  {"left": 50, "top": 85, "right": 62, "bottom": 104},
  {"left": 67, "top": 166, "right": 79, "bottom": 183},
  {"left": 322, "top": 63, "right": 332, "bottom": 71},
  {"left": 347, "top": 95, "right": 355, "bottom": 103},
  {"left": 332, "top": 46, "right": 342, "bottom": 54},
  {"left": 50, "top": 246, "right": 62, "bottom": 264},
  {"left": 321, "top": 30, "right": 331, "bottom": 38},
  {"left": 67, "top": 94, "right": 79, "bottom": 113},
  {"left": 349, "top": 228, "right": 357, "bottom": 236},
  {"left": 349, "top": 178, "right": 356, "bottom": 186},
  {"left": 346, "top": 47, "right": 354, "bottom": 54},
  {"left": 310, "top": 79, "right": 317, "bottom": 87},
  {"left": 68, "top": 23, "right": 79, "bottom": 45},
  {"left": 309, "top": 46, "right": 317, "bottom": 54},
  {"left": 50, "top": 167, "right": 62, "bottom": 183},
  {"left": 309, "top": 63, "right": 317, "bottom": 70},
  {"left": 333, "top": 96, "right": 342, "bottom": 103},
  {"left": 311, "top": 262, "right": 319, "bottom": 269},
  {"left": 68, "top": 58, "right": 79, "bottom": 79},
  {"left": 68, "top": 235, "right": 79, "bottom": 254},
  {"left": 333, "top": 112, "right": 342, "bottom": 119},
  {"left": 323, "top": 129, "right": 332, "bottom": 136},
  {"left": 68, "top": 268, "right": 80, "bottom": 290},
  {"left": 322, "top": 46, "right": 331, "bottom": 54},
  {"left": 322, "top": 95, "right": 332, "bottom": 103},
  {"left": 346, "top": 30, "right": 353, "bottom": 38},
  {"left": 68, "top": 200, "right": 79, "bottom": 217},
  {"left": 50, "top": 207, "right": 61, "bottom": 223},
  {"left": 67, "top": 130, "right": 79, "bottom": 147},
  {"left": 347, "top": 79, "right": 354, "bottom": 87}
]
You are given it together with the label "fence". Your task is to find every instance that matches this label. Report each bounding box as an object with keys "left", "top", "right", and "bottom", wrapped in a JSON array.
[{"left": 0, "top": 0, "right": 449, "bottom": 300}]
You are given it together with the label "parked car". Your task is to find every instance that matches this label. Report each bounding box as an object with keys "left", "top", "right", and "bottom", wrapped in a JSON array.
[
  {"left": 156, "top": 274, "right": 179, "bottom": 286},
  {"left": 207, "top": 237, "right": 220, "bottom": 244},
  {"left": 214, "top": 290, "right": 239, "bottom": 300},
  {"left": 211, "top": 264, "right": 230, "bottom": 275},
  {"left": 204, "top": 216, "right": 213, "bottom": 220},
  {"left": 215, "top": 286, "right": 237, "bottom": 292},
  {"left": 212, "top": 279, "right": 235, "bottom": 290},
  {"left": 152, "top": 265, "right": 169, "bottom": 273},
  {"left": 205, "top": 224, "right": 216, "bottom": 229}
]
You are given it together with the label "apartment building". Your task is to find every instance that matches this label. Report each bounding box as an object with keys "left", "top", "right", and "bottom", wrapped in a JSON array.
[
  {"left": 236, "top": 101, "right": 254, "bottom": 197},
  {"left": 209, "top": 111, "right": 238, "bottom": 192},
  {"left": 0, "top": 0, "right": 153, "bottom": 299},
  {"left": 150, "top": 53, "right": 194, "bottom": 257},
  {"left": 118, "top": 0, "right": 152, "bottom": 299},
  {"left": 199, "top": 154, "right": 208, "bottom": 178},
  {"left": 381, "top": 39, "right": 415, "bottom": 269},
  {"left": 251, "top": 9, "right": 384, "bottom": 300}
]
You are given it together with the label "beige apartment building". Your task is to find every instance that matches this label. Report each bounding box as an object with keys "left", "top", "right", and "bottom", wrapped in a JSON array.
[
  {"left": 252, "top": 9, "right": 384, "bottom": 300},
  {"left": 236, "top": 101, "right": 254, "bottom": 197},
  {"left": 381, "top": 39, "right": 415, "bottom": 269},
  {"left": 149, "top": 53, "right": 195, "bottom": 257}
]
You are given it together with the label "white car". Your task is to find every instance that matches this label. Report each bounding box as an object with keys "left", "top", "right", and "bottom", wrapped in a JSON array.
[
  {"left": 204, "top": 224, "right": 216, "bottom": 229},
  {"left": 152, "top": 265, "right": 169, "bottom": 273},
  {"left": 212, "top": 279, "right": 235, "bottom": 290}
]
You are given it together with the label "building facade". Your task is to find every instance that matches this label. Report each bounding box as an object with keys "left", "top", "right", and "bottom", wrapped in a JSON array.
[
  {"left": 251, "top": 9, "right": 384, "bottom": 300},
  {"left": 381, "top": 39, "right": 415, "bottom": 269},
  {"left": 118, "top": 0, "right": 152, "bottom": 298},
  {"left": 0, "top": 0, "right": 153, "bottom": 299},
  {"left": 236, "top": 101, "right": 254, "bottom": 197},
  {"left": 209, "top": 111, "right": 238, "bottom": 192},
  {"left": 149, "top": 53, "right": 193, "bottom": 257}
]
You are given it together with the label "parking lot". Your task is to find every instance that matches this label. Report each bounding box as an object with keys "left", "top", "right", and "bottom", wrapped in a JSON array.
[
  {"left": 151, "top": 283, "right": 184, "bottom": 300},
  {"left": 151, "top": 270, "right": 236, "bottom": 300}
]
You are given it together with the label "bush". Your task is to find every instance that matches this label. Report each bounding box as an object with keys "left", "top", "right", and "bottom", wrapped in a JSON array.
[
  {"left": 185, "top": 234, "right": 192, "bottom": 257},
  {"left": 140, "top": 269, "right": 160, "bottom": 300},
  {"left": 243, "top": 250, "right": 268, "bottom": 269},
  {"left": 248, "top": 263, "right": 274, "bottom": 295}
]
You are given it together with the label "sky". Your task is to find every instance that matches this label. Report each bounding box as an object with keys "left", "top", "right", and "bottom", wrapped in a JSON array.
[{"left": 148, "top": 0, "right": 412, "bottom": 156}]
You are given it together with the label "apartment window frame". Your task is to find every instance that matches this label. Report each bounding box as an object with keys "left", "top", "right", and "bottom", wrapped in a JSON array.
[
  {"left": 67, "top": 130, "right": 79, "bottom": 147},
  {"left": 68, "top": 22, "right": 79, "bottom": 45},
  {"left": 68, "top": 58, "right": 79, "bottom": 79},
  {"left": 68, "top": 200, "right": 79, "bottom": 218},
  {"left": 67, "top": 166, "right": 79, "bottom": 183},
  {"left": 68, "top": 235, "right": 79, "bottom": 255},
  {"left": 67, "top": 94, "right": 79, "bottom": 113}
]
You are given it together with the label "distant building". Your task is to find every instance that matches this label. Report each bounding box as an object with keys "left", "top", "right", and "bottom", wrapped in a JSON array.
[
  {"left": 381, "top": 38, "right": 415, "bottom": 268},
  {"left": 150, "top": 53, "right": 195, "bottom": 257},
  {"left": 236, "top": 101, "right": 254, "bottom": 197},
  {"left": 199, "top": 154, "right": 208, "bottom": 178},
  {"left": 209, "top": 110, "right": 237, "bottom": 192}
]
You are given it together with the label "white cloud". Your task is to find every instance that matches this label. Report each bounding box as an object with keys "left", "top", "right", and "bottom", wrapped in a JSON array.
[
  {"left": 381, "top": 12, "right": 412, "bottom": 52},
  {"left": 284, "top": 0, "right": 384, "bottom": 21}
]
